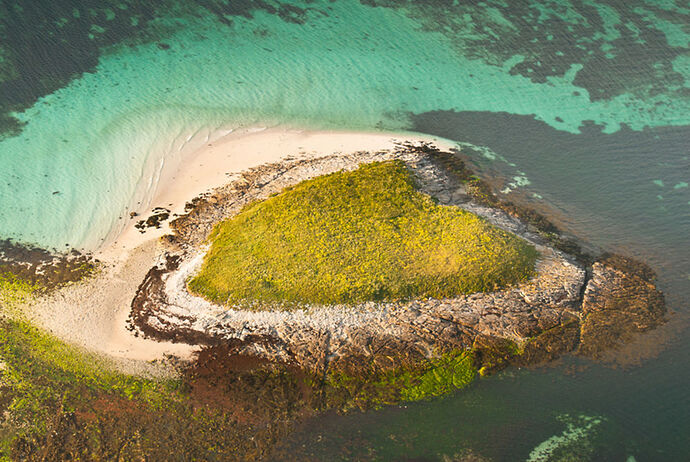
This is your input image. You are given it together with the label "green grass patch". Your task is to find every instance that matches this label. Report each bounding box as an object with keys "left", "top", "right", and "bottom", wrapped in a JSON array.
[
  {"left": 189, "top": 160, "right": 538, "bottom": 307},
  {"left": 0, "top": 316, "right": 314, "bottom": 460}
]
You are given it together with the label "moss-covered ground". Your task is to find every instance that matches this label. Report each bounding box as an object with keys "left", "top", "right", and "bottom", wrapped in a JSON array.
[
  {"left": 0, "top": 316, "right": 484, "bottom": 460},
  {"left": 189, "top": 160, "right": 537, "bottom": 307},
  {"left": 0, "top": 270, "right": 510, "bottom": 460}
]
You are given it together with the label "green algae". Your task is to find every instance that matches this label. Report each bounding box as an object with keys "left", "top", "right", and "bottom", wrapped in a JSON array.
[
  {"left": 399, "top": 351, "right": 477, "bottom": 402},
  {"left": 325, "top": 350, "right": 477, "bottom": 410}
]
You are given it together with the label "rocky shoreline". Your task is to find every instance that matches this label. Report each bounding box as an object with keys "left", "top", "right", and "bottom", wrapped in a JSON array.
[
  {"left": 127, "top": 144, "right": 666, "bottom": 392},
  {"left": 0, "top": 239, "right": 95, "bottom": 290}
]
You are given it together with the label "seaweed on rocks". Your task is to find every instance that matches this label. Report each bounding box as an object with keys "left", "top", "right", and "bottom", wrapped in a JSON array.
[
  {"left": 578, "top": 256, "right": 666, "bottom": 358},
  {"left": 182, "top": 343, "right": 316, "bottom": 424},
  {"left": 1, "top": 319, "right": 309, "bottom": 461},
  {"left": 134, "top": 207, "right": 170, "bottom": 232},
  {"left": 127, "top": 253, "right": 218, "bottom": 345},
  {"left": 0, "top": 239, "right": 95, "bottom": 291}
]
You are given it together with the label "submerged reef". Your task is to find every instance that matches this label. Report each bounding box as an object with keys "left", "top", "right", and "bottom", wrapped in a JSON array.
[{"left": 128, "top": 144, "right": 666, "bottom": 407}]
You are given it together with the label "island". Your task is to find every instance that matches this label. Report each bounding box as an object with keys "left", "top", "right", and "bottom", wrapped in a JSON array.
[
  {"left": 128, "top": 142, "right": 665, "bottom": 407},
  {"left": 0, "top": 134, "right": 667, "bottom": 459}
]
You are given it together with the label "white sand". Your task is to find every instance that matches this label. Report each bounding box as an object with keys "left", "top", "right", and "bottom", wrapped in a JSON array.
[
  {"left": 99, "top": 126, "right": 455, "bottom": 261},
  {"left": 27, "top": 126, "right": 457, "bottom": 373}
]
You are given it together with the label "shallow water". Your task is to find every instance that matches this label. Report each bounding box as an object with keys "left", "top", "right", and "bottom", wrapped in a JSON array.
[{"left": 0, "top": 1, "right": 688, "bottom": 460}]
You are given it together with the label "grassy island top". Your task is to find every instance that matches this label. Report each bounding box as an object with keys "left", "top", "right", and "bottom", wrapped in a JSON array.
[{"left": 188, "top": 160, "right": 538, "bottom": 308}]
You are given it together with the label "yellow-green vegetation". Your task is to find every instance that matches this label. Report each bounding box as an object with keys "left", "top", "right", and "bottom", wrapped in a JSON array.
[
  {"left": 0, "top": 315, "right": 309, "bottom": 460},
  {"left": 326, "top": 350, "right": 477, "bottom": 410},
  {"left": 0, "top": 273, "right": 38, "bottom": 315},
  {"left": 0, "top": 317, "right": 176, "bottom": 458},
  {"left": 0, "top": 278, "right": 299, "bottom": 460},
  {"left": 189, "top": 160, "right": 537, "bottom": 307},
  {"left": 399, "top": 350, "right": 477, "bottom": 402}
]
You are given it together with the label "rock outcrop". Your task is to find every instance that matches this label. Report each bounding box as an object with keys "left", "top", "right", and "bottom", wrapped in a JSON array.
[
  {"left": 579, "top": 255, "right": 666, "bottom": 358},
  {"left": 0, "top": 239, "right": 95, "bottom": 290}
]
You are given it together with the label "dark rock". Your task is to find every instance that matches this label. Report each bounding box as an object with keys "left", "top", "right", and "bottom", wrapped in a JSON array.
[
  {"left": 134, "top": 209, "right": 170, "bottom": 232},
  {"left": 579, "top": 258, "right": 665, "bottom": 358},
  {"left": 0, "top": 239, "right": 95, "bottom": 290}
]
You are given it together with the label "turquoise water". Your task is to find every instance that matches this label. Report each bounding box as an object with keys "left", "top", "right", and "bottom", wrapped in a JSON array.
[
  {"left": 1, "top": 0, "right": 688, "bottom": 250},
  {"left": 1, "top": 0, "right": 688, "bottom": 460}
]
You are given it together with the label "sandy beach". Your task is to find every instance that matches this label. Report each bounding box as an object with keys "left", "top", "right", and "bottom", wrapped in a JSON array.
[
  {"left": 26, "top": 126, "right": 457, "bottom": 373},
  {"left": 98, "top": 126, "right": 456, "bottom": 261}
]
